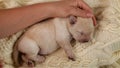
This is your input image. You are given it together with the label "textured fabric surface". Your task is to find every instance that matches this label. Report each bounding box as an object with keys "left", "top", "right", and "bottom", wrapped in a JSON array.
[{"left": 0, "top": 0, "right": 120, "bottom": 68}]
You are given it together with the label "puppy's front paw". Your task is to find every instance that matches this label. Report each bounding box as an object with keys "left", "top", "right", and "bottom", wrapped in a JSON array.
[
  {"left": 68, "top": 57, "right": 75, "bottom": 61},
  {"left": 68, "top": 53, "right": 76, "bottom": 61},
  {"left": 37, "top": 56, "right": 46, "bottom": 63}
]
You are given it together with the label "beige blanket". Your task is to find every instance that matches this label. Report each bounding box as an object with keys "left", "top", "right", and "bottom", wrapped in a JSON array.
[{"left": 0, "top": 0, "right": 120, "bottom": 68}]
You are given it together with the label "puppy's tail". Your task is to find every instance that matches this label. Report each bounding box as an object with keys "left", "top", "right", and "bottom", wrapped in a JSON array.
[{"left": 12, "top": 41, "right": 22, "bottom": 67}]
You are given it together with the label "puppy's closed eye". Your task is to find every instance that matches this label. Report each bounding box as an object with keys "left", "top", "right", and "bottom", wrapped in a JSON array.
[
  {"left": 77, "top": 31, "right": 84, "bottom": 35},
  {"left": 80, "top": 32, "right": 84, "bottom": 35}
]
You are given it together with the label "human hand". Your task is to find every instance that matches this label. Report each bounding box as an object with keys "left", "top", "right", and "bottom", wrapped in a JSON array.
[{"left": 48, "top": 0, "right": 93, "bottom": 18}]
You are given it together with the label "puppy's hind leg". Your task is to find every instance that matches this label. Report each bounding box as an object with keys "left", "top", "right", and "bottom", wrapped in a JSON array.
[
  {"left": 21, "top": 55, "right": 35, "bottom": 67},
  {"left": 18, "top": 37, "right": 45, "bottom": 66},
  {"left": 22, "top": 54, "right": 45, "bottom": 66}
]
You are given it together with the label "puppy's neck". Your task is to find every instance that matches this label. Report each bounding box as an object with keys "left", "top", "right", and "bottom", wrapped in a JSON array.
[{"left": 53, "top": 18, "right": 72, "bottom": 38}]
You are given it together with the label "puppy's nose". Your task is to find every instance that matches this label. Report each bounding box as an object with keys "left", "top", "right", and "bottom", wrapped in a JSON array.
[
  {"left": 80, "top": 39, "right": 89, "bottom": 43},
  {"left": 83, "top": 40, "right": 89, "bottom": 43}
]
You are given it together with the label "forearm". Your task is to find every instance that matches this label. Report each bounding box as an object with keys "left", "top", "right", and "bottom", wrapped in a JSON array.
[
  {"left": 0, "top": 0, "right": 94, "bottom": 39},
  {"left": 0, "top": 2, "right": 53, "bottom": 38}
]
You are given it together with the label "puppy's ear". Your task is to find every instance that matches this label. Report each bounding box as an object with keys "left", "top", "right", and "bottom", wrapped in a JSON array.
[{"left": 69, "top": 16, "right": 77, "bottom": 25}]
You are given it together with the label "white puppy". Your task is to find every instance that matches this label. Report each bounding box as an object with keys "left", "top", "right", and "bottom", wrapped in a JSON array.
[{"left": 12, "top": 16, "right": 96, "bottom": 67}]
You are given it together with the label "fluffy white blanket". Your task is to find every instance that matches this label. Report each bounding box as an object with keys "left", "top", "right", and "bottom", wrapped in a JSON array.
[{"left": 0, "top": 0, "right": 120, "bottom": 68}]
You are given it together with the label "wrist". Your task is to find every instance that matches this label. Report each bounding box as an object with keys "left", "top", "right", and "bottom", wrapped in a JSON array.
[
  {"left": 42, "top": 1, "right": 60, "bottom": 18},
  {"left": 37, "top": 3, "right": 53, "bottom": 18},
  {"left": 37, "top": 2, "right": 55, "bottom": 18}
]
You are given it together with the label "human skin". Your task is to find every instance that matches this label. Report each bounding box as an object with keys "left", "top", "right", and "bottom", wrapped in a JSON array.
[{"left": 0, "top": 0, "right": 93, "bottom": 39}]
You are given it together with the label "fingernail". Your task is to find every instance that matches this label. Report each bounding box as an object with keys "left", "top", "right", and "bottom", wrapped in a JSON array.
[{"left": 87, "top": 13, "right": 93, "bottom": 17}]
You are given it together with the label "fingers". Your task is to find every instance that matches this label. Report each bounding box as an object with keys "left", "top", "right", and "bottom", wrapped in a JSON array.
[
  {"left": 70, "top": 7, "right": 93, "bottom": 18},
  {"left": 51, "top": 0, "right": 94, "bottom": 18},
  {"left": 92, "top": 16, "right": 97, "bottom": 26},
  {"left": 69, "top": 0, "right": 93, "bottom": 18},
  {"left": 77, "top": 0, "right": 93, "bottom": 13}
]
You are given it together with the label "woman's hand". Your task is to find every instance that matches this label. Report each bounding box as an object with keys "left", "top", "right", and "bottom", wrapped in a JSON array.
[
  {"left": 49, "top": 0, "right": 93, "bottom": 18},
  {"left": 0, "top": 0, "right": 94, "bottom": 38}
]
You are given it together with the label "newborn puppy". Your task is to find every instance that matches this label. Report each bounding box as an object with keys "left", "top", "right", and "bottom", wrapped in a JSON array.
[{"left": 12, "top": 16, "right": 95, "bottom": 67}]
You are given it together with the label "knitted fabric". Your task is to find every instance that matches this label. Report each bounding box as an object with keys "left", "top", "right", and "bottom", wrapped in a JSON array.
[{"left": 0, "top": 0, "right": 120, "bottom": 68}]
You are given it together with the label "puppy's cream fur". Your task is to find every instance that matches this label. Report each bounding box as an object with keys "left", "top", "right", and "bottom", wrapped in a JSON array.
[{"left": 12, "top": 17, "right": 95, "bottom": 67}]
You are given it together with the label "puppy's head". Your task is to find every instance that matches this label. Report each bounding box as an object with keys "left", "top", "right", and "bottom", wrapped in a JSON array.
[{"left": 68, "top": 16, "right": 95, "bottom": 43}]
